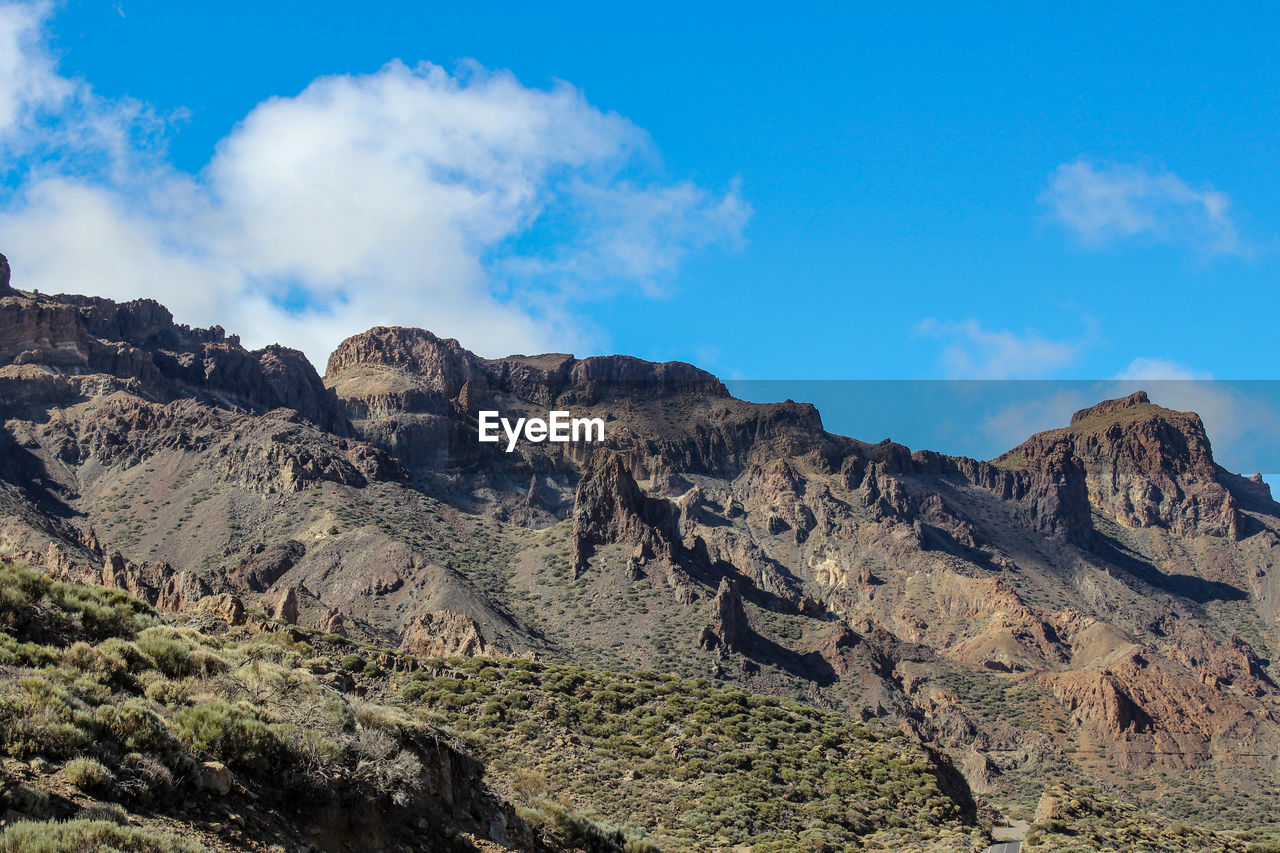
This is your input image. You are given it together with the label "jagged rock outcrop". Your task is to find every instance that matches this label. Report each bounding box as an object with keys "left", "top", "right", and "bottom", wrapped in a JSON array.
[
  {"left": 0, "top": 281, "right": 349, "bottom": 432},
  {"left": 399, "top": 609, "right": 489, "bottom": 657},
  {"left": 570, "top": 450, "right": 677, "bottom": 578},
  {"left": 999, "top": 391, "right": 1243, "bottom": 540},
  {"left": 272, "top": 586, "right": 300, "bottom": 624},
  {"left": 323, "top": 326, "right": 729, "bottom": 474},
  {"left": 71, "top": 552, "right": 214, "bottom": 613},
  {"left": 1046, "top": 670, "right": 1152, "bottom": 737},
  {"left": 0, "top": 251, "right": 11, "bottom": 295},
  {"left": 236, "top": 540, "right": 307, "bottom": 592},
  {"left": 700, "top": 577, "right": 748, "bottom": 654}
]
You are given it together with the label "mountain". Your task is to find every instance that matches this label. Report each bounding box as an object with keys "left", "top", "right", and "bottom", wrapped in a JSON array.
[{"left": 3, "top": 252, "right": 1280, "bottom": 847}]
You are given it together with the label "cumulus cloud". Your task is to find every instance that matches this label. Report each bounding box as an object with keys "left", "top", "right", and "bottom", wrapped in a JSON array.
[
  {"left": 916, "top": 318, "right": 1088, "bottom": 379},
  {"left": 0, "top": 3, "right": 748, "bottom": 367},
  {"left": 1040, "top": 158, "right": 1244, "bottom": 256}
]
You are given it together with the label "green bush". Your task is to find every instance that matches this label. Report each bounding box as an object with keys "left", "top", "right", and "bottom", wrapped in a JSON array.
[
  {"left": 95, "top": 700, "right": 176, "bottom": 756},
  {"left": 0, "top": 675, "right": 95, "bottom": 759},
  {"left": 63, "top": 757, "right": 113, "bottom": 793},
  {"left": 519, "top": 799, "right": 644, "bottom": 853},
  {"left": 173, "top": 701, "right": 282, "bottom": 773},
  {"left": 78, "top": 803, "right": 129, "bottom": 825},
  {"left": 1, "top": 781, "right": 50, "bottom": 817},
  {"left": 0, "top": 818, "right": 204, "bottom": 853},
  {"left": 134, "top": 628, "right": 224, "bottom": 679},
  {"left": 0, "top": 563, "right": 155, "bottom": 645}
]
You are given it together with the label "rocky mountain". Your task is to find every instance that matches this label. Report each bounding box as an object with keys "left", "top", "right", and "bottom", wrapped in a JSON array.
[{"left": 3, "top": 251, "right": 1280, "bottom": 844}]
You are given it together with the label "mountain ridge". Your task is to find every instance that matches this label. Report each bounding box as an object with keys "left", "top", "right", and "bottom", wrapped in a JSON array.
[{"left": 4, "top": 253, "right": 1280, "bottom": 841}]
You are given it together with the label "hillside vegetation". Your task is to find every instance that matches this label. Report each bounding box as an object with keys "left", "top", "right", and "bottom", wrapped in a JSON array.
[{"left": 0, "top": 561, "right": 991, "bottom": 851}]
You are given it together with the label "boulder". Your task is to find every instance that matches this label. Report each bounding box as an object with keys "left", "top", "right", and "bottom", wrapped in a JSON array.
[{"left": 193, "top": 761, "right": 232, "bottom": 796}]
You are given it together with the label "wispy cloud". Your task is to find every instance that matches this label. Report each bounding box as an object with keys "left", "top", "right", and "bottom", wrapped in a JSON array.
[
  {"left": 1114, "top": 357, "right": 1211, "bottom": 381},
  {"left": 916, "top": 318, "right": 1090, "bottom": 379},
  {"left": 1040, "top": 158, "right": 1244, "bottom": 257},
  {"left": 0, "top": 3, "right": 748, "bottom": 367}
]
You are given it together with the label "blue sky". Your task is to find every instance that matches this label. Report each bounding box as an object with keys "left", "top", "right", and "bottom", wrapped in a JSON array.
[{"left": 2, "top": 1, "right": 1279, "bottom": 467}]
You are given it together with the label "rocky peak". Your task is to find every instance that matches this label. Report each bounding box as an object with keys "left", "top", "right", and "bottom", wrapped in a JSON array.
[
  {"left": 0, "top": 251, "right": 11, "bottom": 295},
  {"left": 700, "top": 576, "right": 747, "bottom": 655},
  {"left": 0, "top": 262, "right": 346, "bottom": 431},
  {"left": 326, "top": 325, "right": 727, "bottom": 406},
  {"left": 1070, "top": 390, "right": 1151, "bottom": 424},
  {"left": 324, "top": 326, "right": 486, "bottom": 393},
  {"left": 560, "top": 354, "right": 728, "bottom": 403},
  {"left": 1001, "top": 392, "right": 1242, "bottom": 540}
]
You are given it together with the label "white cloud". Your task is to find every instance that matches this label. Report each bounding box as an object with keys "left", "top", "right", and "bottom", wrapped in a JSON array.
[
  {"left": 1114, "top": 357, "right": 1211, "bottom": 381},
  {"left": 1040, "top": 158, "right": 1244, "bottom": 256},
  {"left": 917, "top": 318, "right": 1086, "bottom": 379},
  {"left": 0, "top": 4, "right": 748, "bottom": 367},
  {"left": 0, "top": 1, "right": 67, "bottom": 136},
  {"left": 977, "top": 388, "right": 1093, "bottom": 453}
]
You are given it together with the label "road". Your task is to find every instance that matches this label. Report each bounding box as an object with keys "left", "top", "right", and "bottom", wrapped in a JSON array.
[{"left": 987, "top": 816, "right": 1028, "bottom": 852}]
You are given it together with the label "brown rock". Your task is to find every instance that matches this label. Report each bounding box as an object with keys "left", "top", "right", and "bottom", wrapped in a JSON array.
[
  {"left": 399, "top": 609, "right": 488, "bottom": 657},
  {"left": 195, "top": 594, "right": 246, "bottom": 625},
  {"left": 273, "top": 586, "right": 300, "bottom": 625},
  {"left": 236, "top": 540, "right": 305, "bottom": 592},
  {"left": 700, "top": 577, "right": 747, "bottom": 655},
  {"left": 1034, "top": 790, "right": 1058, "bottom": 823},
  {"left": 321, "top": 608, "right": 348, "bottom": 637},
  {"left": 193, "top": 761, "right": 233, "bottom": 796},
  {"left": 998, "top": 391, "right": 1243, "bottom": 540},
  {"left": 570, "top": 450, "right": 675, "bottom": 578}
]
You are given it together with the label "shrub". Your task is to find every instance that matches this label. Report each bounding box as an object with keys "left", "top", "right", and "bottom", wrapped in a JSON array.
[
  {"left": 120, "top": 752, "right": 176, "bottom": 803},
  {"left": 0, "top": 675, "right": 96, "bottom": 759},
  {"left": 1, "top": 781, "right": 50, "bottom": 817},
  {"left": 0, "top": 818, "right": 204, "bottom": 853},
  {"left": 352, "top": 728, "right": 423, "bottom": 806},
  {"left": 173, "top": 701, "right": 282, "bottom": 773},
  {"left": 63, "top": 642, "right": 128, "bottom": 683},
  {"left": 340, "top": 653, "right": 365, "bottom": 672},
  {"left": 135, "top": 628, "right": 222, "bottom": 679},
  {"left": 79, "top": 803, "right": 129, "bottom": 825},
  {"left": 64, "top": 757, "right": 113, "bottom": 793},
  {"left": 520, "top": 799, "right": 630, "bottom": 853},
  {"left": 142, "top": 676, "right": 189, "bottom": 706},
  {"left": 95, "top": 700, "right": 176, "bottom": 756}
]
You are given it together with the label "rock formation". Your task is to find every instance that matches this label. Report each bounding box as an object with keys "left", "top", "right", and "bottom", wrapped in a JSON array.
[{"left": 4, "top": 265, "right": 1280, "bottom": 827}]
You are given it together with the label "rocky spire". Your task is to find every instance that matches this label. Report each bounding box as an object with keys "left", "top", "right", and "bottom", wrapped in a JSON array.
[{"left": 0, "top": 252, "right": 12, "bottom": 295}]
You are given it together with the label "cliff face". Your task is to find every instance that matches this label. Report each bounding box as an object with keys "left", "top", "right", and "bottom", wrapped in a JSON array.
[
  {"left": 999, "top": 391, "right": 1244, "bottom": 540},
  {"left": 0, "top": 275, "right": 348, "bottom": 434},
  {"left": 4, "top": 261, "right": 1280, "bottom": 829}
]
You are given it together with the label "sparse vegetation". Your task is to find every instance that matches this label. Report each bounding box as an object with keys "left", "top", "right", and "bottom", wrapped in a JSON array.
[
  {"left": 0, "top": 818, "right": 204, "bottom": 853},
  {"left": 1023, "top": 784, "right": 1256, "bottom": 852},
  {"left": 402, "top": 657, "right": 987, "bottom": 850},
  {"left": 0, "top": 561, "right": 996, "bottom": 851}
]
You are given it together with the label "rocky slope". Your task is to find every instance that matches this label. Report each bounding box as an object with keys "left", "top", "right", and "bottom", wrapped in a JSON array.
[
  {"left": 0, "top": 560, "right": 993, "bottom": 852},
  {"left": 3, "top": 252, "right": 1280, "bottom": 837}
]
